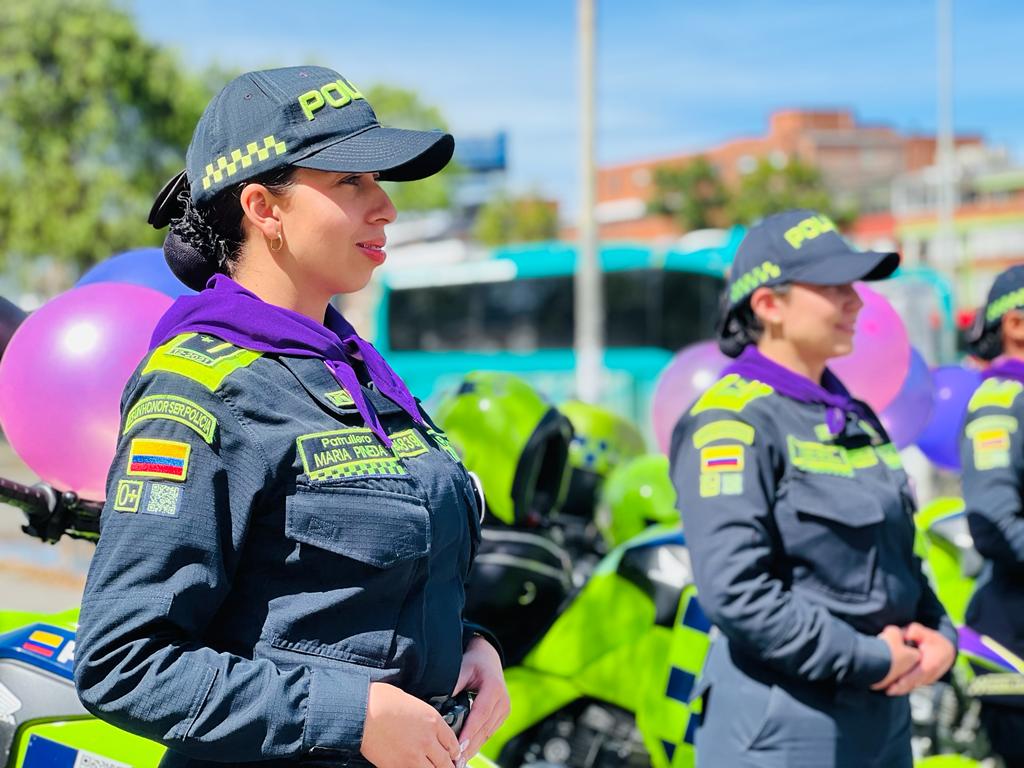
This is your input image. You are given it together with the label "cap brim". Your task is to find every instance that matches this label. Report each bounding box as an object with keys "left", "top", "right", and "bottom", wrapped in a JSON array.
[
  {"left": 793, "top": 249, "right": 900, "bottom": 287},
  {"left": 293, "top": 126, "right": 454, "bottom": 182}
]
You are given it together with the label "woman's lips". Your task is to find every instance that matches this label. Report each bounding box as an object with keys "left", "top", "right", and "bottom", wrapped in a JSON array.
[{"left": 357, "top": 241, "right": 387, "bottom": 264}]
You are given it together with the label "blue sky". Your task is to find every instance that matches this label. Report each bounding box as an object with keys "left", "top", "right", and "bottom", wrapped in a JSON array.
[{"left": 132, "top": 0, "right": 1024, "bottom": 214}]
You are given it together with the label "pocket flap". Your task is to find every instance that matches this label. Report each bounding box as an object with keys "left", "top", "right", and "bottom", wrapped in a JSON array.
[
  {"left": 785, "top": 473, "right": 885, "bottom": 528},
  {"left": 286, "top": 485, "right": 431, "bottom": 567}
]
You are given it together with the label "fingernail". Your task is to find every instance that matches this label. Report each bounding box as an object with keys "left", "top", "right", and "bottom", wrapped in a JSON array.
[
  {"left": 456, "top": 760, "right": 466, "bottom": 768},
  {"left": 460, "top": 740, "right": 469, "bottom": 754}
]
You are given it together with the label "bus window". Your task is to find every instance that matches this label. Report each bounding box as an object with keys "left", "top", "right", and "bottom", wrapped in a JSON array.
[
  {"left": 386, "top": 269, "right": 725, "bottom": 353},
  {"left": 479, "top": 276, "right": 574, "bottom": 350},
  {"left": 660, "top": 271, "right": 725, "bottom": 350}
]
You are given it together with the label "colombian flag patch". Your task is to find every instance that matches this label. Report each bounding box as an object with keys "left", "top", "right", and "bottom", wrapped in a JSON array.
[
  {"left": 700, "top": 444, "right": 744, "bottom": 473},
  {"left": 22, "top": 629, "right": 64, "bottom": 658},
  {"left": 127, "top": 438, "right": 190, "bottom": 482}
]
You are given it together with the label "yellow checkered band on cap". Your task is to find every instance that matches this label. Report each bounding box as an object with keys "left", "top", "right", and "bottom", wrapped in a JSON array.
[{"left": 201, "top": 135, "right": 288, "bottom": 191}]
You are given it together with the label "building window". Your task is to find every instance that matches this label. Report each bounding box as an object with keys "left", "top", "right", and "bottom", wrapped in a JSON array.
[{"left": 632, "top": 168, "right": 651, "bottom": 188}]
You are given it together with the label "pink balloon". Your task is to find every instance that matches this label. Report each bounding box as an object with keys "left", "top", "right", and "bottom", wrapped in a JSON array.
[
  {"left": 829, "top": 283, "right": 910, "bottom": 413},
  {"left": 0, "top": 283, "right": 173, "bottom": 500},
  {"left": 652, "top": 341, "right": 731, "bottom": 453}
]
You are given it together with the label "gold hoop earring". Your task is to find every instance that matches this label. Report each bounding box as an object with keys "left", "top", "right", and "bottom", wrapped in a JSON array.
[{"left": 270, "top": 231, "right": 283, "bottom": 252}]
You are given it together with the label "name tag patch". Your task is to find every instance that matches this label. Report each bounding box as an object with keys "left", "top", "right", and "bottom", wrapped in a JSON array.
[
  {"left": 391, "top": 429, "right": 430, "bottom": 458},
  {"left": 787, "top": 436, "right": 854, "bottom": 477},
  {"left": 297, "top": 428, "right": 406, "bottom": 481}
]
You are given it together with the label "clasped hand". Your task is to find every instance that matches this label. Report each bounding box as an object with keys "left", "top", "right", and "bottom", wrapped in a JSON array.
[
  {"left": 871, "top": 623, "right": 956, "bottom": 696},
  {"left": 360, "top": 637, "right": 509, "bottom": 768}
]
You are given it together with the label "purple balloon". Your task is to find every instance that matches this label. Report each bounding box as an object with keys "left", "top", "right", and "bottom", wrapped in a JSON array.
[
  {"left": 830, "top": 283, "right": 910, "bottom": 413},
  {"left": 652, "top": 341, "right": 731, "bottom": 453},
  {"left": 76, "top": 247, "right": 196, "bottom": 299},
  {"left": 915, "top": 366, "right": 983, "bottom": 471},
  {"left": 0, "top": 283, "right": 173, "bottom": 499},
  {"left": 880, "top": 348, "right": 934, "bottom": 449}
]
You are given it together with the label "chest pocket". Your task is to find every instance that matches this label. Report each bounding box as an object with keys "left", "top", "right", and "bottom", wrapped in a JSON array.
[
  {"left": 273, "top": 485, "right": 431, "bottom": 667},
  {"left": 777, "top": 472, "right": 885, "bottom": 601}
]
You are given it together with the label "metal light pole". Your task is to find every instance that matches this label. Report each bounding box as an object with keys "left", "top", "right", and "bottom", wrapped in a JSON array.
[
  {"left": 575, "top": 0, "right": 604, "bottom": 403},
  {"left": 935, "top": 0, "right": 957, "bottom": 281}
]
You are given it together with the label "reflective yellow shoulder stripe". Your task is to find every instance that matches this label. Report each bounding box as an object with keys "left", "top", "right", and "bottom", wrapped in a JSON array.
[
  {"left": 968, "top": 378, "right": 1024, "bottom": 413},
  {"left": 691, "top": 419, "right": 756, "bottom": 448},
  {"left": 142, "top": 333, "right": 262, "bottom": 392},
  {"left": 689, "top": 374, "right": 774, "bottom": 416}
]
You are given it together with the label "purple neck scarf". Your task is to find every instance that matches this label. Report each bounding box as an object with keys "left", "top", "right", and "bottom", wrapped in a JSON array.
[
  {"left": 982, "top": 357, "right": 1024, "bottom": 386},
  {"left": 150, "top": 274, "right": 423, "bottom": 447},
  {"left": 724, "top": 346, "right": 869, "bottom": 436}
]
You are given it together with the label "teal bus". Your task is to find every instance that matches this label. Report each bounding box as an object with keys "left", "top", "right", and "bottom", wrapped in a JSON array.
[
  {"left": 373, "top": 233, "right": 959, "bottom": 437},
  {"left": 373, "top": 231, "right": 744, "bottom": 429}
]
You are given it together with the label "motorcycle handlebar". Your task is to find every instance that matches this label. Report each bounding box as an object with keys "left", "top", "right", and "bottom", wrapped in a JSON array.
[{"left": 0, "top": 475, "right": 101, "bottom": 544}]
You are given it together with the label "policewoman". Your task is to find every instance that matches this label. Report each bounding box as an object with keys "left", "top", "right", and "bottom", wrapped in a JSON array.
[
  {"left": 961, "top": 264, "right": 1024, "bottom": 768},
  {"left": 75, "top": 66, "right": 508, "bottom": 768},
  {"left": 669, "top": 210, "right": 957, "bottom": 767}
]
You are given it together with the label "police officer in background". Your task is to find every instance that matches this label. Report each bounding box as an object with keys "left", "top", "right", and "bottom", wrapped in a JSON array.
[
  {"left": 75, "top": 66, "right": 507, "bottom": 768},
  {"left": 962, "top": 264, "right": 1024, "bottom": 768},
  {"left": 670, "top": 210, "right": 957, "bottom": 767}
]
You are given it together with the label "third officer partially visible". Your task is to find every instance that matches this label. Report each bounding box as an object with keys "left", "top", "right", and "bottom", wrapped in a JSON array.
[{"left": 962, "top": 264, "right": 1024, "bottom": 768}]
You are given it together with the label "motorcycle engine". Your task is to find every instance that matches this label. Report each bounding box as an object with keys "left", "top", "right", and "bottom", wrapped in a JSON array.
[{"left": 508, "top": 701, "right": 649, "bottom": 768}]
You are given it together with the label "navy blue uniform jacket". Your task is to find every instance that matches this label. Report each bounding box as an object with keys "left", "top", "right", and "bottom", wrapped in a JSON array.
[{"left": 75, "top": 332, "right": 483, "bottom": 766}]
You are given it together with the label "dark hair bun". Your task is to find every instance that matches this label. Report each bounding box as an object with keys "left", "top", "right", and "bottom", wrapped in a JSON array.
[
  {"left": 164, "top": 228, "right": 215, "bottom": 291},
  {"left": 716, "top": 291, "right": 752, "bottom": 358}
]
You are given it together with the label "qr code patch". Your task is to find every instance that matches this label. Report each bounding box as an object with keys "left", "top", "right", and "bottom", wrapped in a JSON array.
[{"left": 145, "top": 483, "right": 181, "bottom": 517}]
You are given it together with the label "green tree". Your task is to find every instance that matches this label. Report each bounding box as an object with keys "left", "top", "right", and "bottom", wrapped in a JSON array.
[
  {"left": 473, "top": 193, "right": 559, "bottom": 246},
  {"left": 647, "top": 156, "right": 729, "bottom": 231},
  {"left": 0, "top": 0, "right": 211, "bottom": 273},
  {"left": 727, "top": 157, "right": 852, "bottom": 225},
  {"left": 365, "top": 84, "right": 460, "bottom": 212}
]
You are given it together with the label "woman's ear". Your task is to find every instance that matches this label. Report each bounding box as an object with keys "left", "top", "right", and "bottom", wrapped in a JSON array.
[
  {"left": 238, "top": 183, "right": 281, "bottom": 241},
  {"left": 749, "top": 286, "right": 784, "bottom": 328}
]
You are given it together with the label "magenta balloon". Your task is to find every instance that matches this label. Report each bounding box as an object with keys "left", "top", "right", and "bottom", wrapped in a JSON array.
[
  {"left": 879, "top": 348, "right": 934, "bottom": 449},
  {"left": 652, "top": 341, "right": 731, "bottom": 453},
  {"left": 0, "top": 283, "right": 172, "bottom": 500},
  {"left": 829, "top": 284, "right": 910, "bottom": 413}
]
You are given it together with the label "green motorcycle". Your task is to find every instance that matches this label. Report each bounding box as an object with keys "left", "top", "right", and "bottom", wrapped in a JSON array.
[
  {"left": 434, "top": 373, "right": 708, "bottom": 768},
  {"left": 0, "top": 475, "right": 498, "bottom": 768}
]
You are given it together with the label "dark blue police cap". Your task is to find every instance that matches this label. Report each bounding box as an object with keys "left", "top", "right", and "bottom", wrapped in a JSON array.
[
  {"left": 980, "top": 265, "right": 1024, "bottom": 327},
  {"left": 966, "top": 264, "right": 1024, "bottom": 353},
  {"left": 182, "top": 66, "right": 453, "bottom": 208},
  {"left": 726, "top": 209, "right": 900, "bottom": 310}
]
